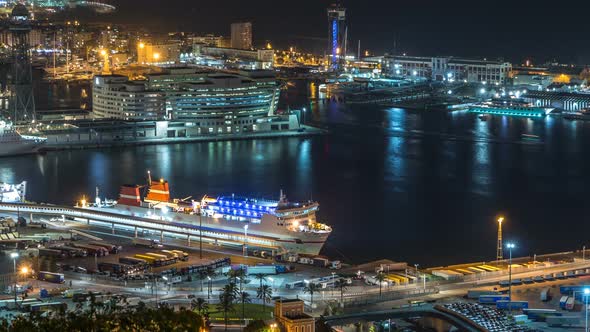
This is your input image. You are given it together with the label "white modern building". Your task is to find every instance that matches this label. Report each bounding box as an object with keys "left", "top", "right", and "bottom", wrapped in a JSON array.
[
  {"left": 92, "top": 69, "right": 280, "bottom": 135},
  {"left": 383, "top": 55, "right": 512, "bottom": 85},
  {"left": 92, "top": 75, "right": 165, "bottom": 120}
]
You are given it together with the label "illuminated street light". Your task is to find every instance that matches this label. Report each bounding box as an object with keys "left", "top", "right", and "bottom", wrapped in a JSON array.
[
  {"left": 506, "top": 242, "right": 515, "bottom": 312},
  {"left": 243, "top": 224, "right": 249, "bottom": 258},
  {"left": 10, "top": 252, "right": 18, "bottom": 306},
  {"left": 585, "top": 288, "right": 590, "bottom": 332},
  {"left": 153, "top": 53, "right": 160, "bottom": 61},
  {"left": 139, "top": 42, "right": 145, "bottom": 49}
]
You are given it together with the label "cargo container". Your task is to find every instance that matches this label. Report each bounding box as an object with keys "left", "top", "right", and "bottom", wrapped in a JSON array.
[
  {"left": 134, "top": 254, "right": 163, "bottom": 266},
  {"left": 37, "top": 271, "right": 65, "bottom": 284},
  {"left": 39, "top": 248, "right": 66, "bottom": 258},
  {"left": 160, "top": 250, "right": 180, "bottom": 259},
  {"left": 170, "top": 250, "right": 189, "bottom": 261},
  {"left": 533, "top": 276, "right": 544, "bottom": 282},
  {"left": 247, "top": 265, "right": 277, "bottom": 275},
  {"left": 565, "top": 297, "right": 575, "bottom": 310},
  {"left": 312, "top": 257, "right": 329, "bottom": 268},
  {"left": 560, "top": 285, "right": 587, "bottom": 295},
  {"left": 132, "top": 238, "right": 163, "bottom": 248},
  {"left": 523, "top": 308, "right": 562, "bottom": 322},
  {"left": 559, "top": 296, "right": 569, "bottom": 309},
  {"left": 88, "top": 241, "right": 121, "bottom": 254},
  {"left": 547, "top": 316, "right": 579, "bottom": 327},
  {"left": 478, "top": 295, "right": 510, "bottom": 304},
  {"left": 29, "top": 302, "right": 67, "bottom": 313},
  {"left": 119, "top": 256, "right": 148, "bottom": 267},
  {"left": 71, "top": 243, "right": 108, "bottom": 256},
  {"left": 545, "top": 274, "right": 555, "bottom": 281},
  {"left": 467, "top": 290, "right": 499, "bottom": 299},
  {"left": 98, "top": 262, "right": 129, "bottom": 275},
  {"left": 496, "top": 300, "right": 529, "bottom": 310},
  {"left": 62, "top": 289, "right": 86, "bottom": 298},
  {"left": 145, "top": 252, "right": 175, "bottom": 265}
]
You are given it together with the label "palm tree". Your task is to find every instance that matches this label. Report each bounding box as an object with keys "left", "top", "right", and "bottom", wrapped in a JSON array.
[
  {"left": 228, "top": 268, "right": 246, "bottom": 285},
  {"left": 303, "top": 282, "right": 320, "bottom": 312},
  {"left": 191, "top": 297, "right": 209, "bottom": 316},
  {"left": 251, "top": 273, "right": 268, "bottom": 291},
  {"left": 256, "top": 285, "right": 272, "bottom": 311},
  {"left": 239, "top": 291, "right": 251, "bottom": 322},
  {"left": 197, "top": 270, "right": 207, "bottom": 292},
  {"left": 205, "top": 268, "right": 217, "bottom": 298},
  {"left": 335, "top": 278, "right": 348, "bottom": 306},
  {"left": 375, "top": 272, "right": 387, "bottom": 297},
  {"left": 217, "top": 284, "right": 237, "bottom": 331}
]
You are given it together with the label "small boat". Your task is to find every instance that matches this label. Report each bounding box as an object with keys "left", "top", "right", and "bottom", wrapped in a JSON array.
[
  {"left": 521, "top": 134, "right": 541, "bottom": 142},
  {"left": 479, "top": 114, "right": 489, "bottom": 121}
]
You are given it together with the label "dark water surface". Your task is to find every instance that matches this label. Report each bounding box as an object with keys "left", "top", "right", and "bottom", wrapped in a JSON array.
[{"left": 2, "top": 81, "right": 590, "bottom": 267}]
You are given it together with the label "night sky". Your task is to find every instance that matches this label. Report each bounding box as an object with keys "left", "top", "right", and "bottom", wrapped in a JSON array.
[{"left": 101, "top": 0, "right": 590, "bottom": 64}]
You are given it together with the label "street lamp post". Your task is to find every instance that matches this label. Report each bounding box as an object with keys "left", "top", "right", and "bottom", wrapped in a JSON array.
[
  {"left": 207, "top": 276, "right": 212, "bottom": 299},
  {"left": 243, "top": 224, "right": 249, "bottom": 258},
  {"left": 199, "top": 211, "right": 203, "bottom": 259},
  {"left": 506, "top": 243, "right": 515, "bottom": 313},
  {"left": 584, "top": 246, "right": 586, "bottom": 261},
  {"left": 414, "top": 264, "right": 419, "bottom": 288},
  {"left": 584, "top": 288, "right": 589, "bottom": 332},
  {"left": 10, "top": 252, "right": 18, "bottom": 307},
  {"left": 331, "top": 272, "right": 336, "bottom": 297}
]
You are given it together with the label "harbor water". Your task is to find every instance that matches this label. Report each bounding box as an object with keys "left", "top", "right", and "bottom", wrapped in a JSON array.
[{"left": 1, "top": 80, "right": 590, "bottom": 267}]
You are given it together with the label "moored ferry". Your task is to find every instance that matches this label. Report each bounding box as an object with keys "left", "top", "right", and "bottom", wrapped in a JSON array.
[
  {"left": 84, "top": 173, "right": 332, "bottom": 255},
  {"left": 469, "top": 99, "right": 552, "bottom": 118}
]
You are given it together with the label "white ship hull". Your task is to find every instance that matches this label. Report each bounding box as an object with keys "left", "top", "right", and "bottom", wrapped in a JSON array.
[
  {"left": 0, "top": 140, "right": 45, "bottom": 157},
  {"left": 96, "top": 204, "right": 331, "bottom": 255}
]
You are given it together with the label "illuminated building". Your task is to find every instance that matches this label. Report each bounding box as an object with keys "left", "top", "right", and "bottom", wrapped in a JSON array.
[
  {"left": 230, "top": 22, "right": 252, "bottom": 50},
  {"left": 93, "top": 69, "right": 280, "bottom": 132},
  {"left": 137, "top": 42, "right": 181, "bottom": 65},
  {"left": 191, "top": 34, "right": 229, "bottom": 47},
  {"left": 92, "top": 75, "right": 166, "bottom": 120},
  {"left": 191, "top": 44, "right": 274, "bottom": 68},
  {"left": 327, "top": 3, "right": 346, "bottom": 71},
  {"left": 153, "top": 69, "right": 280, "bottom": 134},
  {"left": 383, "top": 55, "right": 512, "bottom": 85},
  {"left": 274, "top": 299, "right": 315, "bottom": 332}
]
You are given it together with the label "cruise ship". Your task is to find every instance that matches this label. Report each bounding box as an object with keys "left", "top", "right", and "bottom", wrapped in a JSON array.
[
  {"left": 85, "top": 174, "right": 332, "bottom": 255},
  {"left": 0, "top": 121, "right": 46, "bottom": 156},
  {"left": 469, "top": 99, "right": 552, "bottom": 118}
]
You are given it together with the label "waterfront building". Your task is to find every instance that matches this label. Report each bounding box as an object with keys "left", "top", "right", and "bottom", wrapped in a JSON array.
[
  {"left": 93, "top": 69, "right": 280, "bottom": 131},
  {"left": 274, "top": 299, "right": 315, "bottom": 332},
  {"left": 522, "top": 90, "right": 590, "bottom": 112},
  {"left": 191, "top": 44, "right": 274, "bottom": 68},
  {"left": 92, "top": 75, "right": 166, "bottom": 120},
  {"left": 382, "top": 55, "right": 512, "bottom": 85},
  {"left": 159, "top": 69, "right": 280, "bottom": 134},
  {"left": 190, "top": 34, "right": 229, "bottom": 47},
  {"left": 230, "top": 22, "right": 252, "bottom": 50},
  {"left": 137, "top": 42, "right": 181, "bottom": 65}
]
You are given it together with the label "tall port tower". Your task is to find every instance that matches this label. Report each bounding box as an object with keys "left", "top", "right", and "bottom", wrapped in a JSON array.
[
  {"left": 327, "top": 3, "right": 346, "bottom": 72},
  {"left": 496, "top": 217, "right": 504, "bottom": 261},
  {"left": 8, "top": 4, "right": 35, "bottom": 123}
]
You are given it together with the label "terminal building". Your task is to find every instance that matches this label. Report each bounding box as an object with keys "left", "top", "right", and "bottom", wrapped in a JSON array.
[
  {"left": 92, "top": 75, "right": 165, "bottom": 120},
  {"left": 92, "top": 69, "right": 282, "bottom": 135},
  {"left": 382, "top": 55, "right": 512, "bottom": 85}
]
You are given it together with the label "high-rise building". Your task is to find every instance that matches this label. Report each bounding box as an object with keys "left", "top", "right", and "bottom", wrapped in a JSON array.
[
  {"left": 327, "top": 3, "right": 346, "bottom": 71},
  {"left": 230, "top": 22, "right": 252, "bottom": 50},
  {"left": 137, "top": 42, "right": 181, "bottom": 65}
]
